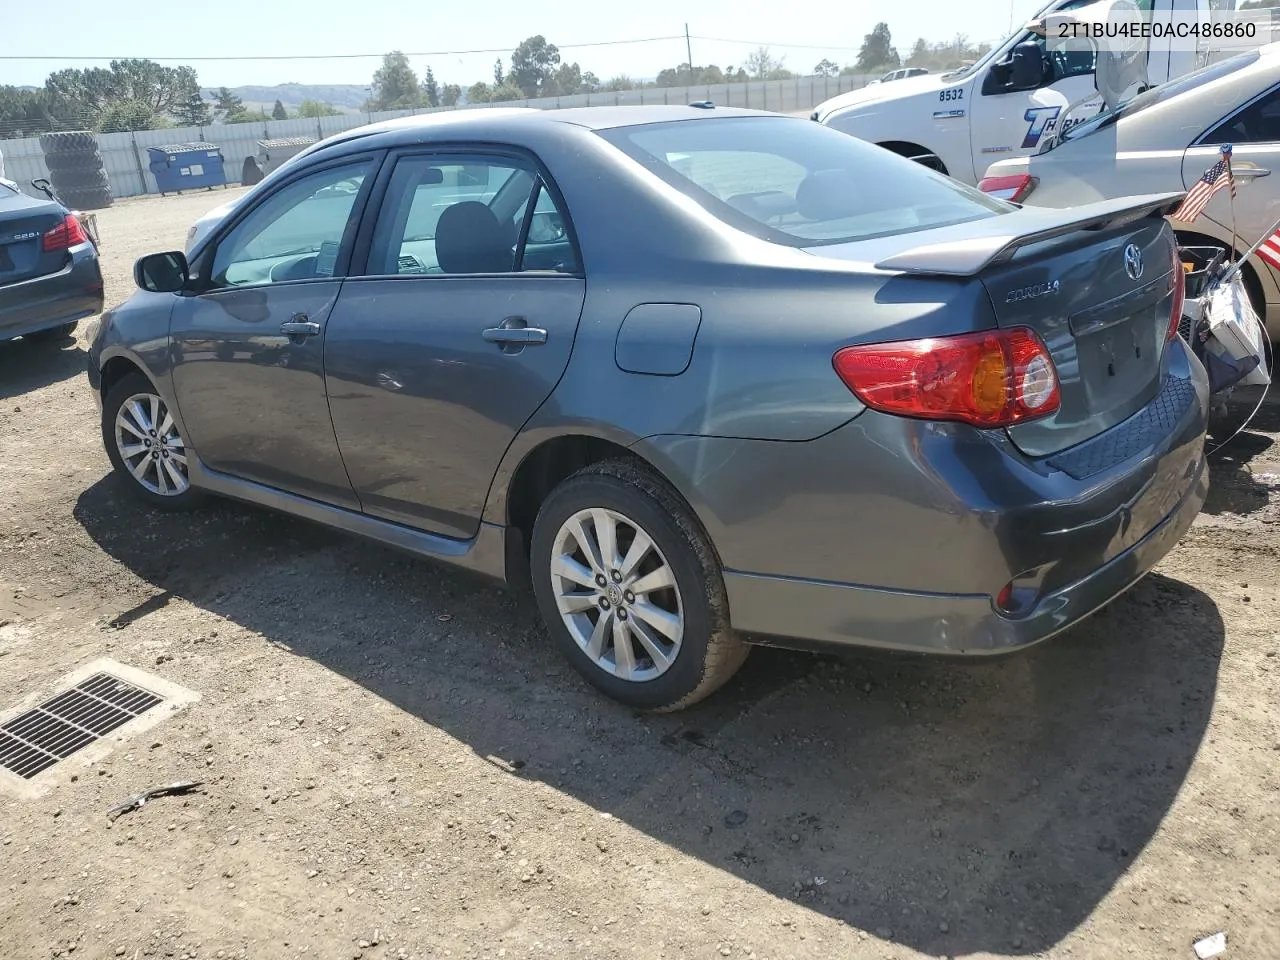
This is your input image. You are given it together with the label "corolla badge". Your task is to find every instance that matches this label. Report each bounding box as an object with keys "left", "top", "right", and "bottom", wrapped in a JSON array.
[
  {"left": 1124, "top": 243, "right": 1144, "bottom": 281},
  {"left": 1005, "top": 280, "right": 1061, "bottom": 303}
]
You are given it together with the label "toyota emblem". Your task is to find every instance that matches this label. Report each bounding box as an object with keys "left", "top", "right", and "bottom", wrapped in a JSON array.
[{"left": 1124, "top": 243, "right": 1144, "bottom": 281}]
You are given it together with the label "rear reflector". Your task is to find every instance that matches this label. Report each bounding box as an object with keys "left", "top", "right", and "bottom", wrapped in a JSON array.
[
  {"left": 978, "top": 174, "right": 1037, "bottom": 203},
  {"left": 42, "top": 214, "right": 88, "bottom": 252},
  {"left": 833, "top": 327, "right": 1061, "bottom": 428},
  {"left": 1167, "top": 244, "right": 1186, "bottom": 342}
]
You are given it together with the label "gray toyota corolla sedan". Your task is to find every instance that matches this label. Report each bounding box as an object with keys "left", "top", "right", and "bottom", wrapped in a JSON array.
[{"left": 86, "top": 105, "right": 1209, "bottom": 711}]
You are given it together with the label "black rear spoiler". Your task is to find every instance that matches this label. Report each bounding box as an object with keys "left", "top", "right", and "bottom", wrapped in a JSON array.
[{"left": 874, "top": 192, "right": 1184, "bottom": 277}]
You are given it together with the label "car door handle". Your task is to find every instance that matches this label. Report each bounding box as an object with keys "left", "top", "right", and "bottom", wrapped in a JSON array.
[
  {"left": 1235, "top": 167, "right": 1271, "bottom": 179},
  {"left": 483, "top": 317, "right": 548, "bottom": 347},
  {"left": 280, "top": 317, "right": 321, "bottom": 337}
]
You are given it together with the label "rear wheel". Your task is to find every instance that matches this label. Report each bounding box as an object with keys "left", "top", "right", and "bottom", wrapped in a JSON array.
[
  {"left": 102, "top": 372, "right": 204, "bottom": 511},
  {"left": 529, "top": 460, "right": 748, "bottom": 711}
]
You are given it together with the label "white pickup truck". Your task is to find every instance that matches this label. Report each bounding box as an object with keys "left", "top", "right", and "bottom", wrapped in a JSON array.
[{"left": 811, "top": 0, "right": 1215, "bottom": 184}]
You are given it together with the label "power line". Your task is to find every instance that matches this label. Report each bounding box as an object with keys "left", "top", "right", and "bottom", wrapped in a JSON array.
[{"left": 0, "top": 35, "right": 687, "bottom": 63}]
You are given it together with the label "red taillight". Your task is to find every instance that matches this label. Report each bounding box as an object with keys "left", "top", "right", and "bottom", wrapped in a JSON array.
[
  {"left": 978, "top": 174, "right": 1037, "bottom": 203},
  {"left": 833, "top": 327, "right": 1061, "bottom": 428},
  {"left": 42, "top": 214, "right": 88, "bottom": 252},
  {"left": 1167, "top": 246, "right": 1186, "bottom": 342}
]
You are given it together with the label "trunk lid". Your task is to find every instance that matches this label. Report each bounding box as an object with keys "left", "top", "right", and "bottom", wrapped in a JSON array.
[
  {"left": 0, "top": 190, "right": 68, "bottom": 288},
  {"left": 979, "top": 215, "right": 1177, "bottom": 457},
  {"left": 809, "top": 192, "right": 1184, "bottom": 457}
]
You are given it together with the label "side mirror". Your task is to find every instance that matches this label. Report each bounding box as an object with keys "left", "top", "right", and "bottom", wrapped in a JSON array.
[
  {"left": 1009, "top": 41, "right": 1047, "bottom": 90},
  {"left": 134, "top": 251, "right": 189, "bottom": 293}
]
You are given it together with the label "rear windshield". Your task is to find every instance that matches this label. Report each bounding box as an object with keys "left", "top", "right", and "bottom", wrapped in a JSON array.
[{"left": 596, "top": 116, "right": 1011, "bottom": 247}]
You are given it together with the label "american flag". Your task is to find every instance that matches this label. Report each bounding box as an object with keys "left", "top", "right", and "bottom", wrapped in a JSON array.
[
  {"left": 1257, "top": 227, "right": 1280, "bottom": 270},
  {"left": 1173, "top": 149, "right": 1235, "bottom": 223}
]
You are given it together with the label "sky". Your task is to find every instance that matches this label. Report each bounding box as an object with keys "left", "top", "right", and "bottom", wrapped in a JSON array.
[{"left": 0, "top": 0, "right": 1056, "bottom": 91}]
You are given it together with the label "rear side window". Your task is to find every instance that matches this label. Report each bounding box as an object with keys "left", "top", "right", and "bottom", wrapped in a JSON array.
[
  {"left": 1202, "top": 83, "right": 1280, "bottom": 144},
  {"left": 597, "top": 116, "right": 1011, "bottom": 247}
]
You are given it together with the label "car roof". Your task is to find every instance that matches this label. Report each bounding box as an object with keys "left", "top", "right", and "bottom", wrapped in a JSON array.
[{"left": 311, "top": 103, "right": 785, "bottom": 151}]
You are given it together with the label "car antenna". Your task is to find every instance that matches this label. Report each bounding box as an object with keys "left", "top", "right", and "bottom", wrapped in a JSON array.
[{"left": 688, "top": 100, "right": 715, "bottom": 109}]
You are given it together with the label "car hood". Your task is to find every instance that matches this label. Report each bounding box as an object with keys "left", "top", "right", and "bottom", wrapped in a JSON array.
[{"left": 812, "top": 73, "right": 947, "bottom": 121}]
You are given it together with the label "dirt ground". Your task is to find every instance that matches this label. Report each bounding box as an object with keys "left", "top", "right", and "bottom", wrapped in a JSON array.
[{"left": 1, "top": 187, "right": 1279, "bottom": 960}]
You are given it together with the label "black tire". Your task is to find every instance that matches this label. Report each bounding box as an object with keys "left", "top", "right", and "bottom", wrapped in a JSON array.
[
  {"left": 44, "top": 153, "right": 105, "bottom": 174},
  {"left": 40, "top": 131, "right": 97, "bottom": 155},
  {"left": 56, "top": 186, "right": 113, "bottom": 211},
  {"left": 25, "top": 321, "right": 78, "bottom": 341},
  {"left": 50, "top": 168, "right": 110, "bottom": 191},
  {"left": 529, "top": 459, "right": 748, "bottom": 711},
  {"left": 102, "top": 371, "right": 204, "bottom": 512}
]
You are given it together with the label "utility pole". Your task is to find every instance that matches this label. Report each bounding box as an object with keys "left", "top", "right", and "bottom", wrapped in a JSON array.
[{"left": 685, "top": 23, "right": 694, "bottom": 82}]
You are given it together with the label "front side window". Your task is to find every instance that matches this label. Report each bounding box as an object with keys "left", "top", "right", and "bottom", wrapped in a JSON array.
[
  {"left": 210, "top": 160, "right": 371, "bottom": 288},
  {"left": 366, "top": 155, "right": 579, "bottom": 276},
  {"left": 597, "top": 116, "right": 1010, "bottom": 247}
]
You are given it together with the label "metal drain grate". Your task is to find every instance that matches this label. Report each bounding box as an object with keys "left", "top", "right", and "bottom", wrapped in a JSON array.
[{"left": 0, "top": 673, "right": 164, "bottom": 779}]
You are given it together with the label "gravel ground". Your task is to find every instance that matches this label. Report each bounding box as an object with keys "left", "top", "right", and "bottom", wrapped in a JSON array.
[{"left": 0, "top": 188, "right": 1278, "bottom": 960}]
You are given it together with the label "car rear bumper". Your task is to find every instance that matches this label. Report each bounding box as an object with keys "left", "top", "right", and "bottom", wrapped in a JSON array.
[
  {"left": 639, "top": 339, "right": 1210, "bottom": 655},
  {"left": 724, "top": 450, "right": 1206, "bottom": 654},
  {"left": 0, "top": 245, "right": 103, "bottom": 340}
]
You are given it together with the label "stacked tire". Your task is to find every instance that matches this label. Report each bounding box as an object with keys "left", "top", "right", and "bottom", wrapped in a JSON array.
[{"left": 39, "top": 131, "right": 113, "bottom": 210}]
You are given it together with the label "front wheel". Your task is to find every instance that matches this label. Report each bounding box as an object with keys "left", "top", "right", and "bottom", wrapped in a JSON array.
[
  {"left": 529, "top": 460, "right": 748, "bottom": 711},
  {"left": 102, "top": 371, "right": 204, "bottom": 511}
]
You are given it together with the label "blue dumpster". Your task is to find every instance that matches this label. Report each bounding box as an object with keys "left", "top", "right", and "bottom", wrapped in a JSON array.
[{"left": 147, "top": 142, "right": 228, "bottom": 196}]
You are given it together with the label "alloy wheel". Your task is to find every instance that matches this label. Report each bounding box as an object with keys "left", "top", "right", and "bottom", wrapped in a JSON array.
[
  {"left": 114, "top": 392, "right": 189, "bottom": 497},
  {"left": 549, "top": 507, "right": 684, "bottom": 682}
]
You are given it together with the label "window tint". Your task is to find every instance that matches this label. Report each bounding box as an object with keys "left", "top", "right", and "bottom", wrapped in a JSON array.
[
  {"left": 597, "top": 116, "right": 1010, "bottom": 247},
  {"left": 1203, "top": 84, "right": 1280, "bottom": 144},
  {"left": 210, "top": 161, "right": 370, "bottom": 288},
  {"left": 366, "top": 155, "right": 579, "bottom": 276}
]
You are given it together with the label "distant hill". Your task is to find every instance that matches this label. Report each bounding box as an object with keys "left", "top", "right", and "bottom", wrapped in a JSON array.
[{"left": 202, "top": 83, "right": 369, "bottom": 114}]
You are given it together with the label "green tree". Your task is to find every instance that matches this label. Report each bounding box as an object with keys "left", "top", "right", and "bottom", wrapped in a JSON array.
[
  {"left": 0, "top": 86, "right": 71, "bottom": 136},
  {"left": 467, "top": 81, "right": 492, "bottom": 103},
  {"left": 581, "top": 71, "right": 601, "bottom": 93},
  {"left": 271, "top": 99, "right": 288, "bottom": 120},
  {"left": 225, "top": 106, "right": 268, "bottom": 124},
  {"left": 214, "top": 87, "right": 243, "bottom": 115},
  {"left": 97, "top": 99, "right": 157, "bottom": 133},
  {"left": 296, "top": 99, "right": 340, "bottom": 117},
  {"left": 441, "top": 83, "right": 461, "bottom": 107},
  {"left": 745, "top": 46, "right": 787, "bottom": 79},
  {"left": 906, "top": 38, "right": 931, "bottom": 67},
  {"left": 813, "top": 58, "right": 839, "bottom": 78},
  {"left": 175, "top": 85, "right": 211, "bottom": 126},
  {"left": 493, "top": 59, "right": 505, "bottom": 86},
  {"left": 370, "top": 51, "right": 422, "bottom": 110},
  {"left": 490, "top": 81, "right": 526, "bottom": 102},
  {"left": 509, "top": 35, "right": 561, "bottom": 98},
  {"left": 604, "top": 75, "right": 635, "bottom": 92},
  {"left": 422, "top": 66, "right": 440, "bottom": 108},
  {"left": 856, "top": 23, "right": 900, "bottom": 72}
]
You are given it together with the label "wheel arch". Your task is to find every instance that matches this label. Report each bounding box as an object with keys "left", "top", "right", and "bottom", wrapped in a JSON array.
[
  {"left": 99, "top": 353, "right": 149, "bottom": 400},
  {"left": 488, "top": 428, "right": 717, "bottom": 589},
  {"left": 876, "top": 140, "right": 949, "bottom": 175}
]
